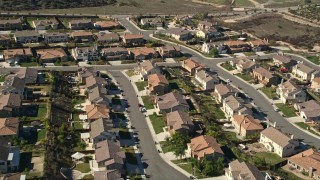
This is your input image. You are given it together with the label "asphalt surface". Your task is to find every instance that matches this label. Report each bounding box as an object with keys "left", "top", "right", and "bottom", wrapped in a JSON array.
[{"left": 109, "top": 71, "right": 189, "bottom": 180}]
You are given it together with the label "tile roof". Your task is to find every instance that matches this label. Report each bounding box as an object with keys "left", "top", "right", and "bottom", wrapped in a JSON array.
[
  {"left": 0, "top": 117, "right": 19, "bottom": 136},
  {"left": 166, "top": 110, "right": 193, "bottom": 131},
  {"left": 3, "top": 75, "right": 25, "bottom": 91},
  {"left": 261, "top": 127, "right": 297, "bottom": 148},
  {"left": 232, "top": 114, "right": 263, "bottom": 131},
  {"left": 14, "top": 30, "right": 39, "bottom": 37},
  {"left": 296, "top": 100, "right": 320, "bottom": 118},
  {"left": 95, "top": 140, "right": 125, "bottom": 165},
  {"left": 224, "top": 40, "right": 248, "bottom": 47},
  {"left": 288, "top": 149, "right": 320, "bottom": 177},
  {"left": 294, "top": 63, "right": 315, "bottom": 74},
  {"left": 69, "top": 19, "right": 92, "bottom": 24},
  {"left": 36, "top": 48, "right": 67, "bottom": 60},
  {"left": 94, "top": 169, "right": 122, "bottom": 180},
  {"left": 33, "top": 18, "right": 58, "bottom": 27},
  {"left": 102, "top": 47, "right": 127, "bottom": 54},
  {"left": 85, "top": 74, "right": 108, "bottom": 89},
  {"left": 182, "top": 58, "right": 203, "bottom": 71},
  {"left": 273, "top": 55, "right": 291, "bottom": 64},
  {"left": 88, "top": 86, "right": 108, "bottom": 103},
  {"left": 13, "top": 68, "right": 38, "bottom": 82},
  {"left": 215, "top": 83, "right": 237, "bottom": 96},
  {"left": 0, "top": 34, "right": 10, "bottom": 41},
  {"left": 140, "top": 60, "right": 155, "bottom": 72},
  {"left": 253, "top": 67, "right": 274, "bottom": 79},
  {"left": 94, "top": 21, "right": 120, "bottom": 28},
  {"left": 130, "top": 47, "right": 156, "bottom": 56},
  {"left": 78, "top": 67, "right": 97, "bottom": 79},
  {"left": 312, "top": 77, "right": 320, "bottom": 84},
  {"left": 0, "top": 93, "right": 21, "bottom": 110},
  {"left": 90, "top": 118, "right": 114, "bottom": 139},
  {"left": 195, "top": 69, "right": 218, "bottom": 83},
  {"left": 3, "top": 48, "right": 32, "bottom": 59},
  {"left": 86, "top": 104, "right": 110, "bottom": 120},
  {"left": 224, "top": 95, "right": 245, "bottom": 111},
  {"left": 123, "top": 34, "right": 144, "bottom": 40},
  {"left": 165, "top": 28, "right": 190, "bottom": 36},
  {"left": 71, "top": 31, "right": 93, "bottom": 37},
  {"left": 0, "top": 18, "right": 21, "bottom": 25},
  {"left": 148, "top": 73, "right": 168, "bottom": 89},
  {"left": 189, "top": 135, "right": 224, "bottom": 159},
  {"left": 96, "top": 32, "right": 119, "bottom": 41},
  {"left": 43, "top": 32, "right": 68, "bottom": 37},
  {"left": 228, "top": 160, "right": 264, "bottom": 180},
  {"left": 156, "top": 92, "right": 189, "bottom": 110},
  {"left": 159, "top": 45, "right": 181, "bottom": 52}
]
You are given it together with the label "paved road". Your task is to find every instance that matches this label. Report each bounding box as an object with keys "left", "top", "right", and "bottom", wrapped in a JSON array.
[
  {"left": 119, "top": 17, "right": 320, "bottom": 148},
  {"left": 109, "top": 71, "right": 188, "bottom": 180}
]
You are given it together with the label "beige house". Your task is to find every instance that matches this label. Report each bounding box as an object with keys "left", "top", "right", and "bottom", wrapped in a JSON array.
[
  {"left": 276, "top": 80, "right": 307, "bottom": 104},
  {"left": 36, "top": 48, "right": 68, "bottom": 63},
  {"left": 194, "top": 69, "right": 219, "bottom": 90},
  {"left": 32, "top": 18, "right": 59, "bottom": 30},
  {"left": 90, "top": 118, "right": 116, "bottom": 143},
  {"left": 223, "top": 95, "right": 252, "bottom": 118},
  {"left": 155, "top": 92, "right": 189, "bottom": 113},
  {"left": 71, "top": 31, "right": 94, "bottom": 42},
  {"left": 212, "top": 84, "right": 237, "bottom": 103},
  {"left": 137, "top": 60, "right": 161, "bottom": 80},
  {"left": 0, "top": 117, "right": 20, "bottom": 142},
  {"left": 292, "top": 63, "right": 316, "bottom": 81},
  {"left": 164, "top": 28, "right": 191, "bottom": 41},
  {"left": 69, "top": 19, "right": 93, "bottom": 30},
  {"left": 43, "top": 32, "right": 69, "bottom": 43},
  {"left": 14, "top": 30, "right": 39, "bottom": 44},
  {"left": 311, "top": 77, "right": 320, "bottom": 92},
  {"left": 94, "top": 21, "right": 121, "bottom": 30},
  {"left": 294, "top": 100, "right": 320, "bottom": 123},
  {"left": 147, "top": 73, "right": 169, "bottom": 95},
  {"left": 235, "top": 59, "right": 257, "bottom": 73},
  {"left": 101, "top": 47, "right": 129, "bottom": 61},
  {"left": 130, "top": 47, "right": 158, "bottom": 60},
  {"left": 273, "top": 55, "right": 296, "bottom": 69},
  {"left": 248, "top": 39, "right": 269, "bottom": 52},
  {"left": 86, "top": 104, "right": 110, "bottom": 122},
  {"left": 231, "top": 114, "right": 264, "bottom": 138},
  {"left": 3, "top": 48, "right": 33, "bottom": 65},
  {"left": 0, "top": 94, "right": 22, "bottom": 118},
  {"left": 225, "top": 160, "right": 266, "bottom": 180},
  {"left": 181, "top": 58, "right": 204, "bottom": 76},
  {"left": 187, "top": 135, "right": 224, "bottom": 160},
  {"left": 166, "top": 110, "right": 194, "bottom": 135},
  {"left": 252, "top": 67, "right": 278, "bottom": 86},
  {"left": 260, "top": 127, "right": 300, "bottom": 157},
  {"left": 0, "top": 18, "right": 22, "bottom": 30},
  {"left": 122, "top": 34, "right": 144, "bottom": 46},
  {"left": 157, "top": 45, "right": 181, "bottom": 58}
]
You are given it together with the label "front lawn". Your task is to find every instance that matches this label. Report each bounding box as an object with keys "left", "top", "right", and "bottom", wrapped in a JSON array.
[
  {"left": 236, "top": 73, "right": 253, "bottom": 81},
  {"left": 135, "top": 81, "right": 147, "bottom": 91},
  {"left": 141, "top": 96, "right": 154, "bottom": 109},
  {"left": 74, "top": 163, "right": 90, "bottom": 173},
  {"left": 126, "top": 70, "right": 136, "bottom": 77},
  {"left": 149, "top": 114, "right": 166, "bottom": 134},
  {"left": 0, "top": 74, "right": 7, "bottom": 82},
  {"left": 221, "top": 62, "right": 235, "bottom": 71},
  {"left": 260, "top": 87, "right": 277, "bottom": 99},
  {"left": 275, "top": 103, "right": 297, "bottom": 117},
  {"left": 254, "top": 152, "right": 284, "bottom": 165},
  {"left": 37, "top": 129, "right": 46, "bottom": 142},
  {"left": 295, "top": 122, "right": 309, "bottom": 130},
  {"left": 20, "top": 62, "right": 39, "bottom": 67},
  {"left": 160, "top": 141, "right": 174, "bottom": 153},
  {"left": 172, "top": 159, "right": 206, "bottom": 178}
]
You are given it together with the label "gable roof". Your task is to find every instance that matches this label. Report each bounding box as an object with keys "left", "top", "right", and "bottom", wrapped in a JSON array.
[
  {"left": 215, "top": 83, "right": 237, "bottom": 96},
  {"left": 253, "top": 67, "right": 274, "bottom": 79},
  {"left": 228, "top": 160, "right": 264, "bottom": 180},
  {"left": 273, "top": 55, "right": 291, "bottom": 64},
  {"left": 88, "top": 86, "right": 108, "bottom": 103},
  {"left": 195, "top": 69, "right": 218, "bottom": 83},
  {"left": 13, "top": 68, "right": 38, "bottom": 82},
  {"left": 261, "top": 127, "right": 297, "bottom": 148},
  {"left": 36, "top": 48, "right": 67, "bottom": 60},
  {"left": 94, "top": 21, "right": 120, "bottom": 28},
  {"left": 90, "top": 118, "right": 114, "bottom": 139},
  {"left": 182, "top": 58, "right": 203, "bottom": 71},
  {"left": 288, "top": 149, "right": 320, "bottom": 177},
  {"left": 0, "top": 94, "right": 21, "bottom": 109},
  {"left": 0, "top": 117, "right": 19, "bottom": 136},
  {"left": 71, "top": 31, "right": 93, "bottom": 37},
  {"left": 123, "top": 34, "right": 144, "bottom": 40},
  {"left": 3, "top": 48, "right": 32, "bottom": 59},
  {"left": 86, "top": 104, "right": 110, "bottom": 120},
  {"left": 156, "top": 92, "right": 189, "bottom": 110},
  {"left": 85, "top": 75, "right": 108, "bottom": 89},
  {"left": 296, "top": 100, "right": 320, "bottom": 118},
  {"left": 96, "top": 32, "right": 119, "bottom": 41},
  {"left": 294, "top": 63, "right": 315, "bottom": 74},
  {"left": 189, "top": 135, "right": 224, "bottom": 159},
  {"left": 14, "top": 30, "right": 39, "bottom": 37},
  {"left": 166, "top": 110, "right": 193, "bottom": 131},
  {"left": 232, "top": 114, "right": 263, "bottom": 131},
  {"left": 148, "top": 73, "right": 168, "bottom": 88},
  {"left": 3, "top": 75, "right": 25, "bottom": 91},
  {"left": 94, "top": 170, "right": 122, "bottom": 180},
  {"left": 95, "top": 140, "right": 125, "bottom": 165},
  {"left": 140, "top": 60, "right": 155, "bottom": 72},
  {"left": 130, "top": 47, "right": 156, "bottom": 56}
]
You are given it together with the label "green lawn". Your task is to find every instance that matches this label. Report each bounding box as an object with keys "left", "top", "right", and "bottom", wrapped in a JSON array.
[
  {"left": 73, "top": 122, "right": 83, "bottom": 130},
  {"left": 0, "top": 74, "right": 7, "bottom": 82},
  {"left": 126, "top": 69, "right": 136, "bottom": 77},
  {"left": 160, "top": 141, "right": 174, "bottom": 153},
  {"left": 82, "top": 174, "right": 94, "bottom": 179},
  {"left": 295, "top": 122, "right": 309, "bottom": 130},
  {"left": 260, "top": 87, "right": 277, "bottom": 99},
  {"left": 141, "top": 96, "right": 154, "bottom": 109},
  {"left": 254, "top": 152, "right": 284, "bottom": 165},
  {"left": 37, "top": 129, "right": 46, "bottom": 142},
  {"left": 276, "top": 103, "right": 297, "bottom": 117},
  {"left": 235, "top": 73, "right": 253, "bottom": 81},
  {"left": 20, "top": 62, "right": 39, "bottom": 67},
  {"left": 135, "top": 81, "right": 148, "bottom": 91},
  {"left": 30, "top": 103, "right": 47, "bottom": 120},
  {"left": 221, "top": 63, "right": 235, "bottom": 71},
  {"left": 74, "top": 163, "right": 90, "bottom": 173},
  {"left": 54, "top": 61, "right": 77, "bottom": 66},
  {"left": 73, "top": 98, "right": 85, "bottom": 105},
  {"left": 149, "top": 114, "right": 166, "bottom": 134},
  {"left": 307, "top": 56, "right": 320, "bottom": 65},
  {"left": 172, "top": 159, "right": 206, "bottom": 178}
]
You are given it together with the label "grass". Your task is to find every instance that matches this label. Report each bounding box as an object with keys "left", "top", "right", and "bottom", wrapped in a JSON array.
[
  {"left": 172, "top": 159, "right": 206, "bottom": 178},
  {"left": 30, "top": 103, "right": 48, "bottom": 120},
  {"left": 221, "top": 62, "right": 235, "bottom": 71},
  {"left": 254, "top": 152, "right": 284, "bottom": 165},
  {"left": 119, "top": 128, "right": 131, "bottom": 139},
  {"left": 260, "top": 87, "right": 277, "bottom": 99},
  {"left": 82, "top": 174, "right": 94, "bottom": 179},
  {"left": 307, "top": 56, "right": 320, "bottom": 65},
  {"left": 126, "top": 69, "right": 136, "bottom": 77},
  {"left": 135, "top": 81, "right": 147, "bottom": 91},
  {"left": 141, "top": 96, "right": 154, "bottom": 109},
  {"left": 73, "top": 122, "right": 83, "bottom": 130},
  {"left": 276, "top": 168, "right": 304, "bottom": 180},
  {"left": 235, "top": 73, "right": 252, "bottom": 81},
  {"left": 0, "top": 74, "right": 7, "bottom": 82},
  {"left": 54, "top": 61, "right": 77, "bottom": 66},
  {"left": 20, "top": 62, "right": 39, "bottom": 67},
  {"left": 160, "top": 141, "right": 174, "bottom": 153},
  {"left": 37, "top": 129, "right": 46, "bottom": 142},
  {"left": 275, "top": 103, "right": 297, "bottom": 117},
  {"left": 74, "top": 163, "right": 90, "bottom": 173},
  {"left": 295, "top": 122, "right": 309, "bottom": 130},
  {"left": 73, "top": 98, "right": 85, "bottom": 105},
  {"left": 149, "top": 114, "right": 166, "bottom": 134}
]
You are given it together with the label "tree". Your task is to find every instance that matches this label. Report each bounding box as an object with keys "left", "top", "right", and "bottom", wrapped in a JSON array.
[{"left": 171, "top": 132, "right": 190, "bottom": 159}]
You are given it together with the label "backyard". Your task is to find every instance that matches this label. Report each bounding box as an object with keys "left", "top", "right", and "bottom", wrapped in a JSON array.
[
  {"left": 275, "top": 103, "right": 297, "bottom": 117},
  {"left": 254, "top": 152, "right": 284, "bottom": 166},
  {"left": 149, "top": 113, "right": 166, "bottom": 134},
  {"left": 74, "top": 163, "right": 90, "bottom": 173}
]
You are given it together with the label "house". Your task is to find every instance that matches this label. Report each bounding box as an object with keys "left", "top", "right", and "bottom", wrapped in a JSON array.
[
  {"left": 94, "top": 21, "right": 121, "bottom": 30},
  {"left": 294, "top": 100, "right": 320, "bottom": 123},
  {"left": 90, "top": 118, "right": 116, "bottom": 143},
  {"left": 231, "top": 115, "right": 263, "bottom": 138},
  {"left": 181, "top": 58, "right": 204, "bottom": 76},
  {"left": 166, "top": 111, "right": 194, "bottom": 135},
  {"left": 187, "top": 135, "right": 224, "bottom": 160},
  {"left": 311, "top": 77, "right": 320, "bottom": 92},
  {"left": 252, "top": 67, "right": 278, "bottom": 86},
  {"left": 71, "top": 31, "right": 94, "bottom": 42},
  {"left": 260, "top": 127, "right": 300, "bottom": 157},
  {"left": 88, "top": 86, "right": 109, "bottom": 105},
  {"left": 196, "top": 28, "right": 220, "bottom": 39},
  {"left": 287, "top": 149, "right": 320, "bottom": 179},
  {"left": 130, "top": 47, "right": 158, "bottom": 60},
  {"left": 36, "top": 48, "right": 68, "bottom": 63},
  {"left": 43, "top": 32, "right": 69, "bottom": 43},
  {"left": 137, "top": 60, "right": 161, "bottom": 80},
  {"left": 78, "top": 67, "right": 97, "bottom": 84},
  {"left": 225, "top": 160, "right": 266, "bottom": 180},
  {"left": 213, "top": 84, "right": 237, "bottom": 103},
  {"left": 1, "top": 75, "right": 25, "bottom": 97},
  {"left": 0, "top": 173, "right": 26, "bottom": 180},
  {"left": 273, "top": 55, "right": 297, "bottom": 69},
  {"left": 0, "top": 19, "right": 22, "bottom": 30},
  {"left": 148, "top": 73, "right": 169, "bottom": 95},
  {"left": 194, "top": 69, "right": 219, "bottom": 90},
  {"left": 86, "top": 75, "right": 108, "bottom": 90},
  {"left": 0, "top": 145, "right": 20, "bottom": 173},
  {"left": 3, "top": 48, "right": 32, "bottom": 65},
  {"left": 276, "top": 80, "right": 307, "bottom": 104},
  {"left": 198, "top": 21, "right": 215, "bottom": 31},
  {"left": 155, "top": 92, "right": 189, "bottom": 113},
  {"left": 248, "top": 39, "right": 269, "bottom": 52},
  {"left": 94, "top": 170, "right": 122, "bottom": 180},
  {"left": 32, "top": 18, "right": 59, "bottom": 30},
  {"left": 201, "top": 42, "right": 228, "bottom": 54},
  {"left": 140, "top": 17, "right": 163, "bottom": 27},
  {"left": 0, "top": 117, "right": 20, "bottom": 142},
  {"left": 224, "top": 40, "right": 251, "bottom": 53},
  {"left": 14, "top": 31, "right": 39, "bottom": 44},
  {"left": 92, "top": 140, "right": 125, "bottom": 173},
  {"left": 69, "top": 19, "right": 93, "bottom": 30},
  {"left": 101, "top": 47, "right": 129, "bottom": 61},
  {"left": 86, "top": 104, "right": 110, "bottom": 122},
  {"left": 163, "top": 28, "right": 191, "bottom": 41},
  {"left": 174, "top": 15, "right": 192, "bottom": 26},
  {"left": 157, "top": 45, "right": 181, "bottom": 58},
  {"left": 0, "top": 34, "right": 11, "bottom": 47},
  {"left": 292, "top": 63, "right": 316, "bottom": 81},
  {"left": 0, "top": 94, "right": 21, "bottom": 117},
  {"left": 96, "top": 33, "right": 120, "bottom": 44},
  {"left": 223, "top": 95, "right": 252, "bottom": 118},
  {"left": 235, "top": 59, "right": 257, "bottom": 73},
  {"left": 12, "top": 68, "right": 38, "bottom": 84},
  {"left": 122, "top": 34, "right": 145, "bottom": 46},
  {"left": 72, "top": 46, "right": 99, "bottom": 61}
]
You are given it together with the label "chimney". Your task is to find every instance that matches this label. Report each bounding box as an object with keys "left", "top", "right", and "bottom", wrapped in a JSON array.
[
  {"left": 291, "top": 134, "right": 294, "bottom": 139},
  {"left": 273, "top": 122, "right": 277, "bottom": 128}
]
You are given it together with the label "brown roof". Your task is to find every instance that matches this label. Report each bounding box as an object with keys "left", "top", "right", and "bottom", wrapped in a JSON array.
[
  {"left": 85, "top": 75, "right": 108, "bottom": 89},
  {"left": 155, "top": 92, "right": 189, "bottom": 110},
  {"left": 253, "top": 67, "right": 274, "bottom": 79},
  {"left": 295, "top": 63, "right": 315, "bottom": 74},
  {"left": 312, "top": 77, "right": 320, "bottom": 84},
  {"left": 14, "top": 30, "right": 39, "bottom": 37},
  {"left": 102, "top": 47, "right": 128, "bottom": 54},
  {"left": 148, "top": 73, "right": 168, "bottom": 89},
  {"left": 189, "top": 135, "right": 224, "bottom": 159},
  {"left": 160, "top": 45, "right": 181, "bottom": 52},
  {"left": 69, "top": 19, "right": 91, "bottom": 24},
  {"left": 86, "top": 104, "right": 110, "bottom": 120},
  {"left": 228, "top": 160, "right": 264, "bottom": 179},
  {"left": 123, "top": 34, "right": 144, "bottom": 40},
  {"left": 78, "top": 67, "right": 97, "bottom": 79},
  {"left": 232, "top": 114, "right": 263, "bottom": 131},
  {"left": 96, "top": 33, "right": 119, "bottom": 41},
  {"left": 261, "top": 127, "right": 297, "bottom": 148},
  {"left": 90, "top": 118, "right": 114, "bottom": 139},
  {"left": 13, "top": 68, "right": 38, "bottom": 82},
  {"left": 225, "top": 40, "right": 248, "bottom": 47},
  {"left": 0, "top": 18, "right": 21, "bottom": 25},
  {"left": 36, "top": 48, "right": 67, "bottom": 60},
  {"left": 296, "top": 100, "right": 320, "bottom": 118},
  {"left": 95, "top": 21, "right": 120, "bottom": 28},
  {"left": 95, "top": 140, "right": 125, "bottom": 165},
  {"left": 0, "top": 34, "right": 10, "bottom": 41},
  {"left": 288, "top": 149, "right": 320, "bottom": 176},
  {"left": 131, "top": 47, "right": 156, "bottom": 56},
  {"left": 250, "top": 39, "right": 268, "bottom": 46},
  {"left": 273, "top": 55, "right": 291, "bottom": 64},
  {"left": 0, "top": 117, "right": 19, "bottom": 136},
  {"left": 215, "top": 83, "right": 237, "bottom": 96},
  {"left": 94, "top": 170, "right": 122, "bottom": 180},
  {"left": 166, "top": 110, "right": 194, "bottom": 131},
  {"left": 71, "top": 31, "right": 93, "bottom": 37},
  {"left": 182, "top": 58, "right": 203, "bottom": 71},
  {"left": 0, "top": 94, "right": 21, "bottom": 110},
  {"left": 3, "top": 48, "right": 32, "bottom": 59},
  {"left": 3, "top": 75, "right": 25, "bottom": 91},
  {"left": 140, "top": 60, "right": 155, "bottom": 72},
  {"left": 33, "top": 18, "right": 58, "bottom": 27}
]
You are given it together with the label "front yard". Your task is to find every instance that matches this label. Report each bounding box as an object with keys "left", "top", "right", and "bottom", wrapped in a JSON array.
[
  {"left": 221, "top": 62, "right": 235, "bottom": 71},
  {"left": 275, "top": 103, "right": 297, "bottom": 117},
  {"left": 74, "top": 163, "right": 90, "bottom": 173},
  {"left": 135, "top": 81, "right": 148, "bottom": 91},
  {"left": 260, "top": 87, "right": 277, "bottom": 99},
  {"left": 235, "top": 73, "right": 253, "bottom": 81},
  {"left": 126, "top": 70, "right": 136, "bottom": 77},
  {"left": 141, "top": 96, "right": 155, "bottom": 109},
  {"left": 149, "top": 113, "right": 166, "bottom": 134}
]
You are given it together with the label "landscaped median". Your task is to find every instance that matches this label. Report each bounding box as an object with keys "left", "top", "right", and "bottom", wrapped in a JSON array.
[{"left": 275, "top": 103, "right": 297, "bottom": 117}]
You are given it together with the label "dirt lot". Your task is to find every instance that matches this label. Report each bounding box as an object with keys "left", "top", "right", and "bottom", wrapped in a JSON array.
[{"left": 223, "top": 14, "right": 320, "bottom": 50}]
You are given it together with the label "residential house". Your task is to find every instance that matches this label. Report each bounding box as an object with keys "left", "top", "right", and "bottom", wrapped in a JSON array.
[
  {"left": 224, "top": 40, "right": 251, "bottom": 53},
  {"left": 71, "top": 31, "right": 94, "bottom": 42},
  {"left": 252, "top": 67, "right": 278, "bottom": 86},
  {"left": 36, "top": 48, "right": 68, "bottom": 63},
  {"left": 231, "top": 115, "right": 263, "bottom": 138},
  {"left": 212, "top": 83, "right": 237, "bottom": 103},
  {"left": 78, "top": 67, "right": 97, "bottom": 84},
  {"left": 292, "top": 63, "right": 316, "bottom": 81},
  {"left": 14, "top": 31, "right": 39, "bottom": 44},
  {"left": 0, "top": 117, "right": 20, "bottom": 143},
  {"left": 235, "top": 59, "right": 257, "bottom": 73},
  {"left": 187, "top": 135, "right": 224, "bottom": 160},
  {"left": 0, "top": 173, "right": 26, "bottom": 180},
  {"left": 148, "top": 73, "right": 169, "bottom": 95},
  {"left": 294, "top": 100, "right": 320, "bottom": 123},
  {"left": 196, "top": 28, "right": 220, "bottom": 39},
  {"left": 223, "top": 95, "right": 252, "bottom": 118},
  {"left": 3, "top": 48, "right": 32, "bottom": 65},
  {"left": 0, "top": 35, "right": 11, "bottom": 47},
  {"left": 130, "top": 47, "right": 158, "bottom": 60},
  {"left": 155, "top": 92, "right": 189, "bottom": 113},
  {"left": 137, "top": 60, "right": 161, "bottom": 80},
  {"left": 101, "top": 47, "right": 129, "bottom": 61},
  {"left": 96, "top": 33, "right": 120, "bottom": 44},
  {"left": 287, "top": 149, "right": 320, "bottom": 180},
  {"left": 173, "top": 15, "right": 192, "bottom": 26},
  {"left": 43, "top": 32, "right": 69, "bottom": 43},
  {"left": 273, "top": 55, "right": 297, "bottom": 69},
  {"left": 94, "top": 170, "right": 122, "bottom": 180},
  {"left": 86, "top": 75, "right": 108, "bottom": 90},
  {"left": 248, "top": 39, "right": 269, "bottom": 52},
  {"left": 198, "top": 21, "right": 215, "bottom": 31},
  {"left": 12, "top": 68, "right": 38, "bottom": 84},
  {"left": 122, "top": 34, "right": 145, "bottom": 46},
  {"left": 163, "top": 28, "right": 191, "bottom": 41},
  {"left": 88, "top": 86, "right": 109, "bottom": 105},
  {"left": 311, "top": 77, "right": 320, "bottom": 92},
  {"left": 94, "top": 21, "right": 121, "bottom": 30},
  {"left": 166, "top": 110, "right": 194, "bottom": 135},
  {"left": 0, "top": 94, "right": 21, "bottom": 117},
  {"left": 32, "top": 18, "right": 59, "bottom": 30},
  {"left": 276, "top": 80, "right": 307, "bottom": 104},
  {"left": 72, "top": 46, "right": 99, "bottom": 61},
  {"left": 201, "top": 42, "right": 228, "bottom": 54},
  {"left": 90, "top": 118, "right": 116, "bottom": 144},
  {"left": 157, "top": 45, "right": 181, "bottom": 58},
  {"left": 69, "top": 19, "right": 93, "bottom": 30},
  {"left": 0, "top": 19, "right": 22, "bottom": 30},
  {"left": 260, "top": 127, "right": 300, "bottom": 157},
  {"left": 225, "top": 160, "right": 266, "bottom": 180},
  {"left": 194, "top": 69, "right": 219, "bottom": 90},
  {"left": 1, "top": 75, "right": 25, "bottom": 98},
  {"left": 140, "top": 17, "right": 163, "bottom": 27},
  {"left": 181, "top": 58, "right": 204, "bottom": 76},
  {"left": 0, "top": 145, "right": 20, "bottom": 173},
  {"left": 86, "top": 104, "right": 110, "bottom": 122}
]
